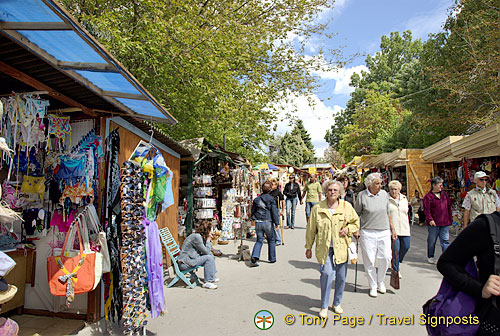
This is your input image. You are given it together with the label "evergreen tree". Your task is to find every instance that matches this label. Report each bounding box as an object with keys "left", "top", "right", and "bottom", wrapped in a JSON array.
[{"left": 294, "top": 120, "right": 315, "bottom": 164}]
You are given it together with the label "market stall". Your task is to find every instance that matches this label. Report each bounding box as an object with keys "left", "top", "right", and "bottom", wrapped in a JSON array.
[
  {"left": 0, "top": 0, "right": 191, "bottom": 332},
  {"left": 179, "top": 138, "right": 254, "bottom": 244}
]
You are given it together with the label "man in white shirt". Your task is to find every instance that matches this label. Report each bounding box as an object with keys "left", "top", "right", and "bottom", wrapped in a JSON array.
[{"left": 462, "top": 171, "right": 500, "bottom": 228}]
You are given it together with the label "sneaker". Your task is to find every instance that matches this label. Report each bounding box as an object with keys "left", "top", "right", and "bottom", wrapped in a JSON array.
[
  {"left": 285, "top": 226, "right": 290, "bottom": 229},
  {"left": 427, "top": 257, "right": 435, "bottom": 264},
  {"left": 269, "top": 260, "right": 276, "bottom": 263},
  {"left": 209, "top": 278, "right": 220, "bottom": 283},
  {"left": 202, "top": 282, "right": 218, "bottom": 290},
  {"left": 319, "top": 308, "right": 328, "bottom": 318},
  {"left": 333, "top": 305, "right": 343, "bottom": 314},
  {"left": 378, "top": 282, "right": 386, "bottom": 294},
  {"left": 369, "top": 288, "right": 378, "bottom": 298},
  {"left": 251, "top": 257, "right": 258, "bottom": 264},
  {"left": 291, "top": 227, "right": 295, "bottom": 230}
]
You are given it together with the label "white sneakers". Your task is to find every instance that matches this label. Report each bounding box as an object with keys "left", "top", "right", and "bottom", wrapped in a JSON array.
[
  {"left": 427, "top": 257, "right": 436, "bottom": 264},
  {"left": 333, "top": 305, "right": 343, "bottom": 314},
  {"left": 209, "top": 278, "right": 220, "bottom": 283},
  {"left": 369, "top": 282, "right": 387, "bottom": 297},
  {"left": 202, "top": 282, "right": 218, "bottom": 290}
]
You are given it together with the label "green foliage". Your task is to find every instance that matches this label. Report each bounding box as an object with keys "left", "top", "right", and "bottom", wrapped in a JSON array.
[
  {"left": 276, "top": 127, "right": 309, "bottom": 167},
  {"left": 338, "top": 91, "right": 411, "bottom": 160},
  {"left": 60, "top": 0, "right": 339, "bottom": 163},
  {"left": 325, "top": 31, "right": 424, "bottom": 153},
  {"left": 294, "top": 119, "right": 315, "bottom": 163},
  {"left": 425, "top": 0, "right": 500, "bottom": 130}
]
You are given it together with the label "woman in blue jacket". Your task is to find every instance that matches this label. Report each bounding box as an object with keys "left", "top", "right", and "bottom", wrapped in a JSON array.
[{"left": 250, "top": 181, "right": 280, "bottom": 266}]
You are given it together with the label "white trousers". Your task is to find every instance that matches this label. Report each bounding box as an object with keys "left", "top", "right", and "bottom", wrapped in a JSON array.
[{"left": 360, "top": 229, "right": 392, "bottom": 289}]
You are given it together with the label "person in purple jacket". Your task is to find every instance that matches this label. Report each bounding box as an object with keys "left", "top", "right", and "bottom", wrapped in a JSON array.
[{"left": 422, "top": 176, "right": 452, "bottom": 264}]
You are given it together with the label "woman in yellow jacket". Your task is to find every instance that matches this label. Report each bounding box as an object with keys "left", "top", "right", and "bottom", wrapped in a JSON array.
[{"left": 305, "top": 180, "right": 360, "bottom": 318}]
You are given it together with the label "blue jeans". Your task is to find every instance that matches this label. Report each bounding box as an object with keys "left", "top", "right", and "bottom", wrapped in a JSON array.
[
  {"left": 305, "top": 202, "right": 319, "bottom": 218},
  {"left": 275, "top": 226, "right": 282, "bottom": 245},
  {"left": 251, "top": 221, "right": 276, "bottom": 262},
  {"left": 320, "top": 247, "right": 347, "bottom": 309},
  {"left": 286, "top": 197, "right": 298, "bottom": 228},
  {"left": 392, "top": 236, "right": 410, "bottom": 271},
  {"left": 427, "top": 226, "right": 450, "bottom": 258},
  {"left": 179, "top": 254, "right": 217, "bottom": 282}
]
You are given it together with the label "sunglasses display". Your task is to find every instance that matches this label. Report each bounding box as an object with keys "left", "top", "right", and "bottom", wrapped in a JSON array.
[{"left": 120, "top": 160, "right": 149, "bottom": 334}]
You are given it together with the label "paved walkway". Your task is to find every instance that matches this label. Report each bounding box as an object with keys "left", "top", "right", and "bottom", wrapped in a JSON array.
[{"left": 79, "top": 202, "right": 452, "bottom": 335}]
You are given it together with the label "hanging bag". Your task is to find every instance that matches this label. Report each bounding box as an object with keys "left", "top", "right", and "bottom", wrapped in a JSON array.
[
  {"left": 85, "top": 205, "right": 110, "bottom": 273},
  {"left": 77, "top": 214, "right": 103, "bottom": 290},
  {"left": 46, "top": 221, "right": 96, "bottom": 305},
  {"left": 342, "top": 202, "right": 357, "bottom": 264},
  {"left": 390, "top": 240, "right": 400, "bottom": 290}
]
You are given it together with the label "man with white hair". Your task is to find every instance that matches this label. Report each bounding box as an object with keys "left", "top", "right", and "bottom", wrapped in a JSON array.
[
  {"left": 462, "top": 171, "right": 500, "bottom": 228},
  {"left": 355, "top": 173, "right": 396, "bottom": 298}
]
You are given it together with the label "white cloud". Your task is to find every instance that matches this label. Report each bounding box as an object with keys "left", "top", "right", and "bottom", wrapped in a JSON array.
[
  {"left": 405, "top": 1, "right": 451, "bottom": 39},
  {"left": 315, "top": 64, "right": 368, "bottom": 95},
  {"left": 273, "top": 94, "right": 343, "bottom": 157}
]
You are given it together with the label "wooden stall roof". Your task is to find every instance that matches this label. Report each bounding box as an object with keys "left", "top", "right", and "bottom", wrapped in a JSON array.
[
  {"left": 370, "top": 152, "right": 391, "bottom": 168},
  {"left": 422, "top": 136, "right": 464, "bottom": 163},
  {"left": 358, "top": 155, "right": 378, "bottom": 169},
  {"left": 451, "top": 124, "right": 500, "bottom": 159},
  {"left": 384, "top": 149, "right": 407, "bottom": 167}
]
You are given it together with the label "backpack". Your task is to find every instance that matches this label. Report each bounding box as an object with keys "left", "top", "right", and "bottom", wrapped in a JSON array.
[{"left": 422, "top": 213, "right": 500, "bottom": 335}]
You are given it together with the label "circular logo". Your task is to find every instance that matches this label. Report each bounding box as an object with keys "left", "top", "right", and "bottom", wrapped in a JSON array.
[{"left": 254, "top": 310, "right": 274, "bottom": 330}]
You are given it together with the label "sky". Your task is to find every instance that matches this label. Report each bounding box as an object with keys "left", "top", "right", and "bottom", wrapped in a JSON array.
[{"left": 274, "top": 0, "right": 455, "bottom": 157}]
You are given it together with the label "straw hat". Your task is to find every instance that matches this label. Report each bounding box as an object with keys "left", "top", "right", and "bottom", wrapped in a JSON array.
[{"left": 0, "top": 278, "right": 17, "bottom": 304}]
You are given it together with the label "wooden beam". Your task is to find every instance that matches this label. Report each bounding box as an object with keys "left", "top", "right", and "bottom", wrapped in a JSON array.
[
  {"left": 0, "top": 60, "right": 97, "bottom": 117},
  {"left": 57, "top": 61, "right": 118, "bottom": 72},
  {"left": 0, "top": 22, "right": 71, "bottom": 30},
  {"left": 102, "top": 90, "right": 148, "bottom": 100}
]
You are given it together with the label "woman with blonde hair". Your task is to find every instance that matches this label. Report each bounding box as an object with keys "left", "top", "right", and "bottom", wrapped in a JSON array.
[
  {"left": 388, "top": 180, "right": 411, "bottom": 278},
  {"left": 306, "top": 180, "right": 360, "bottom": 317}
]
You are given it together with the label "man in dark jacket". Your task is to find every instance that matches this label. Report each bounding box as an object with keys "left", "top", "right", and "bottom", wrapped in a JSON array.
[
  {"left": 283, "top": 175, "right": 302, "bottom": 229},
  {"left": 250, "top": 181, "right": 280, "bottom": 266}
]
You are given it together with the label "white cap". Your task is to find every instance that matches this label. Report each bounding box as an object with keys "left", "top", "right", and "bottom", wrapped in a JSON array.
[{"left": 474, "top": 171, "right": 488, "bottom": 180}]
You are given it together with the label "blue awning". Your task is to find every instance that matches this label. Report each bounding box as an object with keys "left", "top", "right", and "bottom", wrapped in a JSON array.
[{"left": 0, "top": 0, "right": 176, "bottom": 124}]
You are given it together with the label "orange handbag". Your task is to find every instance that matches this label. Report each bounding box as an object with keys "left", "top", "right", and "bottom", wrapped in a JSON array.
[{"left": 47, "top": 221, "right": 96, "bottom": 305}]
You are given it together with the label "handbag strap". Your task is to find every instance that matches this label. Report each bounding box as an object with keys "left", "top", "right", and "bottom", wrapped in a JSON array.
[{"left": 61, "top": 219, "right": 84, "bottom": 255}]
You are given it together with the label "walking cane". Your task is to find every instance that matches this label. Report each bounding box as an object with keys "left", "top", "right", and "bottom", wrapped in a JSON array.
[{"left": 354, "top": 236, "right": 359, "bottom": 292}]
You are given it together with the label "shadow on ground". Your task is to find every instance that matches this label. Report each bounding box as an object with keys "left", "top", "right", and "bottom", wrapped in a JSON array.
[
  {"left": 257, "top": 292, "right": 320, "bottom": 315},
  {"left": 288, "top": 259, "right": 318, "bottom": 270}
]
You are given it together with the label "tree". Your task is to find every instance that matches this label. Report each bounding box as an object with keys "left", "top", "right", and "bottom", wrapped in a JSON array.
[
  {"left": 338, "top": 90, "right": 411, "bottom": 159},
  {"left": 60, "top": 0, "right": 340, "bottom": 163},
  {"left": 325, "top": 31, "right": 424, "bottom": 151},
  {"left": 425, "top": 0, "right": 500, "bottom": 131},
  {"left": 323, "top": 146, "right": 344, "bottom": 167},
  {"left": 294, "top": 120, "right": 315, "bottom": 164},
  {"left": 276, "top": 128, "right": 309, "bottom": 167}
]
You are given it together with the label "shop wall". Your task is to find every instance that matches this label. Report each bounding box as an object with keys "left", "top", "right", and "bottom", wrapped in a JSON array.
[
  {"left": 111, "top": 123, "right": 180, "bottom": 242},
  {"left": 406, "top": 149, "right": 434, "bottom": 197}
]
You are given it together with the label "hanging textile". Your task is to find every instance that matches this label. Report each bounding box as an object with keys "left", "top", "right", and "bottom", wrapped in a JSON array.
[
  {"left": 144, "top": 218, "right": 165, "bottom": 318},
  {"left": 103, "top": 128, "right": 123, "bottom": 323}
]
